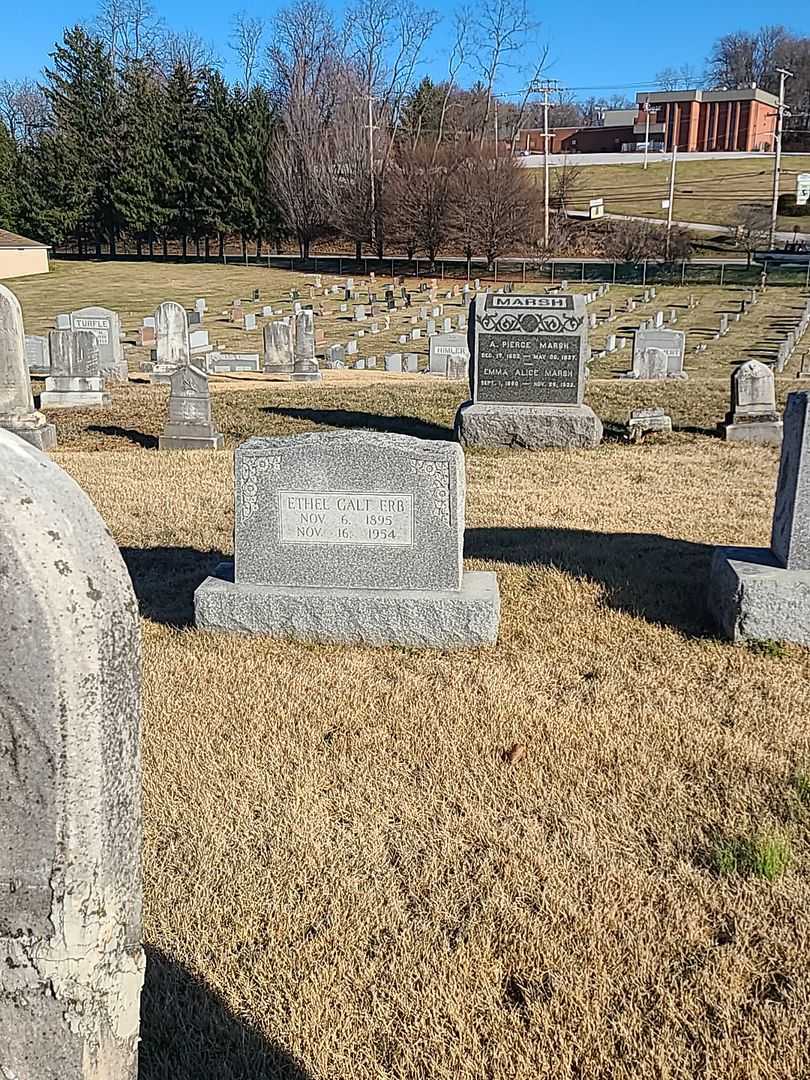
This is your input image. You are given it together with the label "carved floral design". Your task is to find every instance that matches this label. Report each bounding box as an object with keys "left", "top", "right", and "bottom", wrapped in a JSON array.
[{"left": 239, "top": 454, "right": 282, "bottom": 522}]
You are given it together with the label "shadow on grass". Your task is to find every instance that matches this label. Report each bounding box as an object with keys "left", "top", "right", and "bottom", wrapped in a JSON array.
[
  {"left": 88, "top": 424, "right": 159, "bottom": 449},
  {"left": 465, "top": 526, "right": 714, "bottom": 637},
  {"left": 264, "top": 405, "right": 452, "bottom": 441},
  {"left": 121, "top": 546, "right": 225, "bottom": 625},
  {"left": 140, "top": 947, "right": 312, "bottom": 1080}
]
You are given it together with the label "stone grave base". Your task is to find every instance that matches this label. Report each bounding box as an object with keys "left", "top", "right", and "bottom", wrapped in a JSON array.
[
  {"left": 159, "top": 433, "right": 224, "bottom": 451},
  {"left": 708, "top": 546, "right": 810, "bottom": 647},
  {"left": 40, "top": 390, "right": 111, "bottom": 408},
  {"left": 291, "top": 369, "right": 323, "bottom": 382},
  {"left": 455, "top": 402, "right": 603, "bottom": 450},
  {"left": 1, "top": 416, "right": 57, "bottom": 450},
  {"left": 264, "top": 365, "right": 293, "bottom": 379},
  {"left": 718, "top": 419, "right": 783, "bottom": 446},
  {"left": 194, "top": 563, "right": 500, "bottom": 648},
  {"left": 101, "top": 361, "right": 130, "bottom": 382}
]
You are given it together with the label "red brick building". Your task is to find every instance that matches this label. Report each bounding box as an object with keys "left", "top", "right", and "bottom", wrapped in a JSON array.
[
  {"left": 635, "top": 88, "right": 778, "bottom": 153},
  {"left": 513, "top": 87, "right": 779, "bottom": 156}
]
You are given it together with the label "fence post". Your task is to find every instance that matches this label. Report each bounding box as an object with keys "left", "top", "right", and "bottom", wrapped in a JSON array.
[
  {"left": 522, "top": 261, "right": 526, "bottom": 284},
  {"left": 364, "top": 257, "right": 368, "bottom": 276},
  {"left": 494, "top": 261, "right": 498, "bottom": 283},
  {"left": 581, "top": 261, "right": 585, "bottom": 282},
  {"left": 550, "top": 260, "right": 555, "bottom": 284},
  {"left": 681, "top": 260, "right": 686, "bottom": 286},
  {"left": 415, "top": 258, "right": 419, "bottom": 278},
  {"left": 805, "top": 260, "right": 809, "bottom": 290},
  {"left": 612, "top": 261, "right": 617, "bottom": 285},
  {"left": 720, "top": 262, "right": 725, "bottom": 286},
  {"left": 642, "top": 260, "right": 647, "bottom": 286}
]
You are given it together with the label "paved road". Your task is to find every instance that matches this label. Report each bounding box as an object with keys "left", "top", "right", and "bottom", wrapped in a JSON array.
[
  {"left": 519, "top": 150, "right": 810, "bottom": 168},
  {"left": 566, "top": 208, "right": 804, "bottom": 246}
]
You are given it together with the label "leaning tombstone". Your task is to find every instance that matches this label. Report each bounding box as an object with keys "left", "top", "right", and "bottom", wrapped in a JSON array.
[
  {"left": 628, "top": 406, "right": 673, "bottom": 442},
  {"left": 429, "top": 332, "right": 470, "bottom": 377},
  {"left": 159, "top": 364, "right": 223, "bottom": 450},
  {"left": 41, "top": 329, "right": 110, "bottom": 408},
  {"left": 292, "top": 309, "right": 321, "bottom": 382},
  {"left": 0, "top": 284, "right": 57, "bottom": 448},
  {"left": 0, "top": 428, "right": 143, "bottom": 1075},
  {"left": 70, "top": 305, "right": 128, "bottom": 381},
  {"left": 263, "top": 319, "right": 294, "bottom": 377},
  {"left": 154, "top": 300, "right": 190, "bottom": 375},
  {"left": 455, "top": 291, "right": 602, "bottom": 449},
  {"left": 708, "top": 390, "right": 810, "bottom": 645},
  {"left": 194, "top": 431, "right": 500, "bottom": 647},
  {"left": 719, "top": 360, "right": 783, "bottom": 446}
]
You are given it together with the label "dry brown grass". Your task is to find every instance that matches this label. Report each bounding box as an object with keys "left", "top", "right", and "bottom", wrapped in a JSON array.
[
  {"left": 12, "top": 260, "right": 810, "bottom": 1076},
  {"left": 54, "top": 434, "right": 810, "bottom": 1080}
]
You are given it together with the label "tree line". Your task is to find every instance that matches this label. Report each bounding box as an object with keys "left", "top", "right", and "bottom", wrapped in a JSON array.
[{"left": 0, "top": 1, "right": 805, "bottom": 263}]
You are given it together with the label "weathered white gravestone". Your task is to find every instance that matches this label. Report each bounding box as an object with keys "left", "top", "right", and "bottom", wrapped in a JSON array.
[
  {"left": 709, "top": 391, "right": 810, "bottom": 645},
  {"left": 41, "top": 329, "right": 111, "bottom": 407},
  {"left": 154, "top": 301, "right": 190, "bottom": 374},
  {"left": 0, "top": 429, "right": 143, "bottom": 1075},
  {"left": 263, "top": 319, "right": 294, "bottom": 377},
  {"left": 69, "top": 306, "right": 128, "bottom": 381},
  {"left": 429, "top": 332, "right": 470, "bottom": 377},
  {"left": 159, "top": 364, "right": 223, "bottom": 450},
  {"left": 0, "top": 284, "right": 57, "bottom": 448},
  {"left": 627, "top": 328, "right": 687, "bottom": 379},
  {"left": 25, "top": 334, "right": 51, "bottom": 375},
  {"left": 194, "top": 431, "right": 500, "bottom": 647},
  {"left": 455, "top": 292, "right": 602, "bottom": 449},
  {"left": 292, "top": 309, "right": 321, "bottom": 382},
  {"left": 719, "top": 360, "right": 782, "bottom": 445}
]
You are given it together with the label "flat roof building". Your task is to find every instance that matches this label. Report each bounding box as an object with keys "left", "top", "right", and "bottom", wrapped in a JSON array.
[{"left": 634, "top": 87, "right": 778, "bottom": 153}]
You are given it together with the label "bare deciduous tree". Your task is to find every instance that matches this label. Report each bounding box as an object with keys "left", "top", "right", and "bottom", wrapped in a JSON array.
[
  {"left": 161, "top": 29, "right": 220, "bottom": 77},
  {"left": 0, "top": 79, "right": 49, "bottom": 144},
  {"left": 93, "top": 0, "right": 164, "bottom": 66},
  {"left": 230, "top": 12, "right": 265, "bottom": 91},
  {"left": 472, "top": 0, "right": 536, "bottom": 145},
  {"left": 387, "top": 143, "right": 456, "bottom": 264}
]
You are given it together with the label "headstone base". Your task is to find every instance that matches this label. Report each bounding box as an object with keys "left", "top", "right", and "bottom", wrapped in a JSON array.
[
  {"left": 102, "top": 360, "right": 129, "bottom": 382},
  {"left": 291, "top": 371, "right": 323, "bottom": 382},
  {"left": 194, "top": 563, "right": 500, "bottom": 648},
  {"left": 454, "top": 402, "right": 603, "bottom": 450},
  {"left": 264, "top": 364, "right": 293, "bottom": 379},
  {"left": 719, "top": 419, "right": 783, "bottom": 446},
  {"left": 1, "top": 416, "right": 57, "bottom": 450},
  {"left": 159, "top": 433, "right": 224, "bottom": 451},
  {"left": 708, "top": 546, "right": 810, "bottom": 646},
  {"left": 40, "top": 391, "right": 111, "bottom": 408}
]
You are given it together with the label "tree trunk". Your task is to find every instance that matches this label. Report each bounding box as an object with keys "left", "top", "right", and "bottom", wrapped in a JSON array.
[
  {"left": 109, "top": 232, "right": 117, "bottom": 257},
  {"left": 162, "top": 235, "right": 168, "bottom": 258},
  {"left": 256, "top": 235, "right": 263, "bottom": 257},
  {"left": 218, "top": 232, "right": 225, "bottom": 259},
  {"left": 95, "top": 236, "right": 102, "bottom": 258},
  {"left": 194, "top": 235, "right": 201, "bottom": 257},
  {"left": 136, "top": 237, "right": 142, "bottom": 257},
  {"left": 355, "top": 239, "right": 362, "bottom": 261},
  {"left": 148, "top": 231, "right": 155, "bottom": 257},
  {"left": 204, "top": 236, "right": 210, "bottom": 259},
  {"left": 181, "top": 235, "right": 188, "bottom": 259}
]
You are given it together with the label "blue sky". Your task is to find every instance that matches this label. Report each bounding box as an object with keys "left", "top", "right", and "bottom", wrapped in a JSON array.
[{"left": 4, "top": 0, "right": 807, "bottom": 94}]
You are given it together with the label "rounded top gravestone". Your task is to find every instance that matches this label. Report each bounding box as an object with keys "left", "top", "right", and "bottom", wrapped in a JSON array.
[{"left": 0, "top": 430, "right": 143, "bottom": 1078}]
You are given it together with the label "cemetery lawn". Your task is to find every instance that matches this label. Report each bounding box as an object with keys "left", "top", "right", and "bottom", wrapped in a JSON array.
[
  {"left": 546, "top": 154, "right": 810, "bottom": 234},
  {"left": 53, "top": 389, "right": 810, "bottom": 1080}
]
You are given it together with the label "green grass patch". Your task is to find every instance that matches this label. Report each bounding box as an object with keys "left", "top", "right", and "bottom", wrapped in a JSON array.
[{"left": 711, "top": 832, "right": 792, "bottom": 880}]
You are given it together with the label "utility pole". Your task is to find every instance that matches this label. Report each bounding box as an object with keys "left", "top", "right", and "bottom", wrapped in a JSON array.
[
  {"left": 665, "top": 142, "right": 678, "bottom": 260},
  {"left": 536, "top": 81, "right": 558, "bottom": 248},
  {"left": 769, "top": 67, "right": 793, "bottom": 249},
  {"left": 642, "top": 99, "right": 651, "bottom": 170},
  {"left": 368, "top": 92, "right": 376, "bottom": 252}
]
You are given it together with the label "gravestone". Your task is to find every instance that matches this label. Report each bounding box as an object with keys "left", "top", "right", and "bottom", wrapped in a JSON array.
[
  {"left": 209, "top": 352, "right": 260, "bottom": 373},
  {"left": 155, "top": 301, "right": 190, "bottom": 372},
  {"left": 41, "top": 329, "right": 111, "bottom": 408},
  {"left": 325, "top": 344, "right": 346, "bottom": 368},
  {"left": 69, "top": 306, "right": 128, "bottom": 381},
  {"left": 405, "top": 353, "right": 419, "bottom": 372},
  {"left": 263, "top": 319, "right": 294, "bottom": 377},
  {"left": 627, "top": 329, "right": 687, "bottom": 379},
  {"left": 455, "top": 292, "right": 602, "bottom": 449},
  {"left": 194, "top": 431, "right": 500, "bottom": 647},
  {"left": 429, "top": 332, "right": 470, "bottom": 377},
  {"left": 628, "top": 406, "right": 672, "bottom": 442},
  {"left": 709, "top": 391, "right": 810, "bottom": 645},
  {"left": 159, "top": 364, "right": 223, "bottom": 450},
  {"left": 188, "top": 309, "right": 203, "bottom": 327},
  {"left": 25, "top": 334, "right": 51, "bottom": 375},
  {"left": 244, "top": 312, "right": 257, "bottom": 331},
  {"left": 719, "top": 360, "right": 782, "bottom": 445},
  {"left": 385, "top": 353, "right": 402, "bottom": 373},
  {"left": 292, "top": 309, "right": 321, "bottom": 381},
  {"left": 0, "top": 428, "right": 143, "bottom": 1076},
  {"left": 0, "top": 284, "right": 57, "bottom": 448},
  {"left": 195, "top": 298, "right": 207, "bottom": 313}
]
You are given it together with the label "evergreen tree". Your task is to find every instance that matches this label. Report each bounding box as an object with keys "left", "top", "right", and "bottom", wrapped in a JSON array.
[
  {"left": 247, "top": 86, "right": 281, "bottom": 255},
  {"left": 164, "top": 61, "right": 204, "bottom": 258},
  {"left": 115, "top": 59, "right": 171, "bottom": 255},
  {"left": 0, "top": 123, "right": 16, "bottom": 229},
  {"left": 197, "top": 71, "right": 237, "bottom": 258},
  {"left": 43, "top": 26, "right": 121, "bottom": 253}
]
